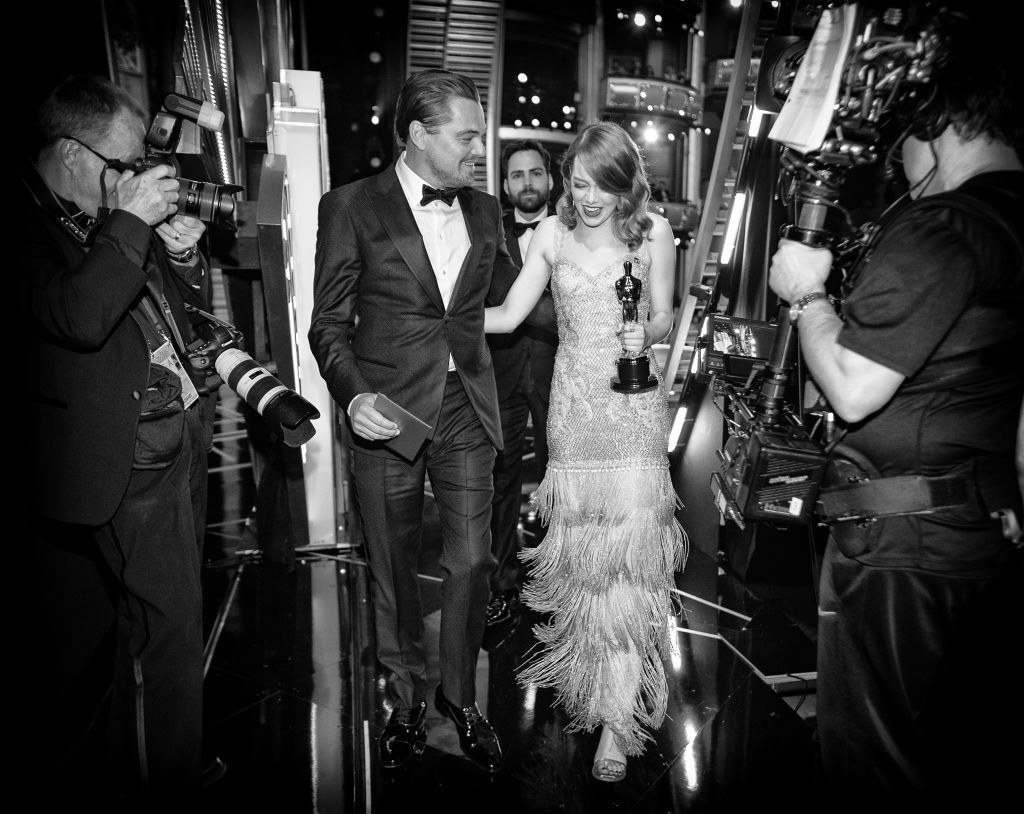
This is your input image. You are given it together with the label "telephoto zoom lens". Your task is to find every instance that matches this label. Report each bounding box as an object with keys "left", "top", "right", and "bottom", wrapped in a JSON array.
[{"left": 214, "top": 349, "right": 320, "bottom": 447}]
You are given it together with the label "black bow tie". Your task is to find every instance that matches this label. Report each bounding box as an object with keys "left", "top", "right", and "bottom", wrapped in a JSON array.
[
  {"left": 512, "top": 221, "right": 540, "bottom": 237},
  {"left": 420, "top": 184, "right": 460, "bottom": 207}
]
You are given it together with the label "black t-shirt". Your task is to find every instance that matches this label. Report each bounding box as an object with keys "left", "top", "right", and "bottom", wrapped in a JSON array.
[{"left": 835, "top": 170, "right": 1024, "bottom": 571}]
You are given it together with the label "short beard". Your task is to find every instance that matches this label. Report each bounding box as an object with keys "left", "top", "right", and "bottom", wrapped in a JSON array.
[
  {"left": 514, "top": 190, "right": 549, "bottom": 215},
  {"left": 425, "top": 154, "right": 474, "bottom": 189}
]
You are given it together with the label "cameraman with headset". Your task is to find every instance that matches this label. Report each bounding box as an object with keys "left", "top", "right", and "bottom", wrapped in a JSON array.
[
  {"left": 13, "top": 75, "right": 216, "bottom": 808},
  {"left": 768, "top": 2, "right": 1022, "bottom": 809}
]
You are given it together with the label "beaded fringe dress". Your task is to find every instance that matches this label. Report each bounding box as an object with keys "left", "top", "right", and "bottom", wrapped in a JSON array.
[{"left": 518, "top": 222, "right": 688, "bottom": 756}]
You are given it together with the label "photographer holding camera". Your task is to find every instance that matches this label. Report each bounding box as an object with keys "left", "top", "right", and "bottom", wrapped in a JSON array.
[
  {"left": 13, "top": 75, "right": 217, "bottom": 808},
  {"left": 768, "top": 2, "right": 1022, "bottom": 809}
]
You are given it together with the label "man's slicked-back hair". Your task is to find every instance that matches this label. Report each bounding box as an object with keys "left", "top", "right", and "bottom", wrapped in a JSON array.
[
  {"left": 394, "top": 70, "right": 481, "bottom": 147},
  {"left": 36, "top": 74, "right": 146, "bottom": 157},
  {"left": 500, "top": 139, "right": 552, "bottom": 178}
]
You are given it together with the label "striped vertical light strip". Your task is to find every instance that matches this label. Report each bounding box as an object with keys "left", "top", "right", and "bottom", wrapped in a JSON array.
[
  {"left": 181, "top": 10, "right": 203, "bottom": 92},
  {"left": 208, "top": 0, "right": 234, "bottom": 184}
]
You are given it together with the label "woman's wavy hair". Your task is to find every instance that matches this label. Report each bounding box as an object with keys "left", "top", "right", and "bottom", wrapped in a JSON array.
[{"left": 556, "top": 122, "right": 652, "bottom": 251}]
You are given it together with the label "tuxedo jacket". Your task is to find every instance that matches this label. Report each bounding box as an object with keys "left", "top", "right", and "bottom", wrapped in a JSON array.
[
  {"left": 487, "top": 208, "right": 559, "bottom": 402},
  {"left": 309, "top": 162, "right": 524, "bottom": 454},
  {"left": 18, "top": 167, "right": 199, "bottom": 526}
]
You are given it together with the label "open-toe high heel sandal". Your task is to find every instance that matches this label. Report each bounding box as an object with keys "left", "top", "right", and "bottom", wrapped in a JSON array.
[{"left": 592, "top": 725, "right": 627, "bottom": 782}]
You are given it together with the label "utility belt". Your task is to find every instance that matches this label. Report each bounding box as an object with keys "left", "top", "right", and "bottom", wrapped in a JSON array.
[{"left": 815, "top": 445, "right": 1023, "bottom": 556}]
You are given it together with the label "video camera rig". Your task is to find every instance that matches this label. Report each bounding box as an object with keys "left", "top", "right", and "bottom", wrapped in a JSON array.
[
  {"left": 776, "top": 2, "right": 947, "bottom": 250},
  {"left": 709, "top": 1, "right": 949, "bottom": 529}
]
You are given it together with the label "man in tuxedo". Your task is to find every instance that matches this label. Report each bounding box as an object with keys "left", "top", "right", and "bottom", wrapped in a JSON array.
[
  {"left": 483, "top": 140, "right": 558, "bottom": 646},
  {"left": 309, "top": 69, "right": 517, "bottom": 774}
]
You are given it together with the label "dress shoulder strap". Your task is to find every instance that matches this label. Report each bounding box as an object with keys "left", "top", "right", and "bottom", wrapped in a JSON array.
[
  {"left": 632, "top": 231, "right": 653, "bottom": 268},
  {"left": 553, "top": 218, "right": 567, "bottom": 262}
]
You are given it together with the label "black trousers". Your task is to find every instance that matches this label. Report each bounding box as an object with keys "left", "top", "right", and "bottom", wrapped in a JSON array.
[
  {"left": 95, "top": 405, "right": 206, "bottom": 806},
  {"left": 352, "top": 371, "right": 496, "bottom": 708},
  {"left": 16, "top": 520, "right": 118, "bottom": 792},
  {"left": 17, "top": 406, "right": 206, "bottom": 809},
  {"left": 490, "top": 356, "right": 551, "bottom": 592},
  {"left": 816, "top": 536, "right": 1024, "bottom": 812}
]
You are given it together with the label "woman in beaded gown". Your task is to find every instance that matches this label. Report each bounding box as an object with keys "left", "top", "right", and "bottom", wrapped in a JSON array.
[{"left": 485, "top": 122, "right": 688, "bottom": 782}]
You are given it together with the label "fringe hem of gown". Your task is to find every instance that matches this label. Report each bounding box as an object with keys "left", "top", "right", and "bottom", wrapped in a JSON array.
[{"left": 516, "top": 459, "right": 688, "bottom": 756}]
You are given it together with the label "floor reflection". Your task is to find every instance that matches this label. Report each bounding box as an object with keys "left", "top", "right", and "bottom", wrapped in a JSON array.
[
  {"left": 199, "top": 533, "right": 820, "bottom": 813},
  {"left": 199, "top": 427, "right": 820, "bottom": 812}
]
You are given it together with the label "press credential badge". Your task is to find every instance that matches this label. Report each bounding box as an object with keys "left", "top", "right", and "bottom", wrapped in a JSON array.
[{"left": 152, "top": 339, "right": 199, "bottom": 410}]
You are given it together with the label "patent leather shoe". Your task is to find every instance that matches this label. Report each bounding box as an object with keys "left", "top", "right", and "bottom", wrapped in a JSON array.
[
  {"left": 482, "top": 613, "right": 520, "bottom": 652},
  {"left": 434, "top": 687, "right": 503, "bottom": 773},
  {"left": 201, "top": 756, "right": 228, "bottom": 788},
  {"left": 378, "top": 700, "right": 427, "bottom": 769},
  {"left": 485, "top": 587, "right": 520, "bottom": 626}
]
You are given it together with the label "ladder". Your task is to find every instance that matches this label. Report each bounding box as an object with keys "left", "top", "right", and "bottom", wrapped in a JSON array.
[{"left": 663, "top": 0, "right": 775, "bottom": 449}]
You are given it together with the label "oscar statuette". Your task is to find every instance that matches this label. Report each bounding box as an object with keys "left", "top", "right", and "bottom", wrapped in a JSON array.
[{"left": 611, "top": 260, "right": 658, "bottom": 393}]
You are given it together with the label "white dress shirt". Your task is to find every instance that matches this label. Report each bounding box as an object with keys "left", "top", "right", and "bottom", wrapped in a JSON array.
[
  {"left": 514, "top": 210, "right": 544, "bottom": 260},
  {"left": 396, "top": 154, "right": 471, "bottom": 372}
]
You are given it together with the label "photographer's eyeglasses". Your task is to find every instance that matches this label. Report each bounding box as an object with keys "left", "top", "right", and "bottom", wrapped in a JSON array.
[
  {"left": 62, "top": 134, "right": 140, "bottom": 210},
  {"left": 61, "top": 134, "right": 137, "bottom": 170}
]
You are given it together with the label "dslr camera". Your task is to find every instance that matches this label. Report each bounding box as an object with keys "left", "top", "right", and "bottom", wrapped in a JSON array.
[
  {"left": 110, "top": 93, "right": 242, "bottom": 231},
  {"left": 185, "top": 304, "right": 320, "bottom": 448}
]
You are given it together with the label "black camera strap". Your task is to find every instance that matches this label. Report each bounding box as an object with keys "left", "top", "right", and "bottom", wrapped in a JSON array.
[
  {"left": 183, "top": 302, "right": 223, "bottom": 324},
  {"left": 139, "top": 288, "right": 186, "bottom": 356},
  {"left": 182, "top": 302, "right": 245, "bottom": 338}
]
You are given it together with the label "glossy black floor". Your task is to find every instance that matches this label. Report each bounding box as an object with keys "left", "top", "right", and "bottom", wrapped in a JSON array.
[{"left": 197, "top": 415, "right": 824, "bottom": 813}]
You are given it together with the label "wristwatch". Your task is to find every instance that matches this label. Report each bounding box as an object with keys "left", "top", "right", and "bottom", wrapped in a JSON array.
[
  {"left": 167, "top": 244, "right": 199, "bottom": 264},
  {"left": 789, "top": 291, "right": 829, "bottom": 323}
]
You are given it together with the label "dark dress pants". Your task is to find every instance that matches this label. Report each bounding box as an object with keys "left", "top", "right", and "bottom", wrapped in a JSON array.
[
  {"left": 94, "top": 406, "right": 205, "bottom": 807},
  {"left": 353, "top": 371, "right": 496, "bottom": 709},
  {"left": 16, "top": 519, "right": 118, "bottom": 794},
  {"left": 816, "top": 536, "right": 1023, "bottom": 812},
  {"left": 524, "top": 338, "right": 553, "bottom": 482},
  {"left": 490, "top": 367, "right": 531, "bottom": 593},
  {"left": 524, "top": 351, "right": 552, "bottom": 546}
]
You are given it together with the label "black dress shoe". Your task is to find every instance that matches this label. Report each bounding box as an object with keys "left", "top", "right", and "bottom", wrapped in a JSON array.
[
  {"left": 378, "top": 701, "right": 427, "bottom": 769},
  {"left": 201, "top": 756, "right": 227, "bottom": 788},
  {"left": 485, "top": 587, "right": 521, "bottom": 626},
  {"left": 482, "top": 607, "right": 521, "bottom": 652},
  {"left": 434, "top": 687, "right": 503, "bottom": 773}
]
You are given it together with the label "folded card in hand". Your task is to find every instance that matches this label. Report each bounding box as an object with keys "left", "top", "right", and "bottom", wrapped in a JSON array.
[{"left": 374, "top": 393, "right": 432, "bottom": 461}]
